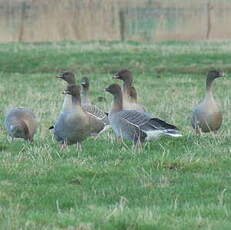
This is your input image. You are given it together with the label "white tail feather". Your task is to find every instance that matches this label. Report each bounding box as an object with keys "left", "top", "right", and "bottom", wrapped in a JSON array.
[{"left": 145, "top": 130, "right": 182, "bottom": 140}]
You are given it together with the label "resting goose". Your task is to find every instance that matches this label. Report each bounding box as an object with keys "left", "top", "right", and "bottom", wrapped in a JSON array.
[
  {"left": 80, "top": 76, "right": 109, "bottom": 135},
  {"left": 191, "top": 70, "right": 225, "bottom": 134},
  {"left": 53, "top": 84, "right": 105, "bottom": 150},
  {"left": 113, "top": 69, "right": 145, "bottom": 112},
  {"left": 56, "top": 72, "right": 76, "bottom": 112},
  {"left": 105, "top": 84, "right": 182, "bottom": 143},
  {"left": 4, "top": 108, "right": 37, "bottom": 141}
]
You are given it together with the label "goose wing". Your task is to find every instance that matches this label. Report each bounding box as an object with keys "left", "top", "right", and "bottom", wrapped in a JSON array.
[
  {"left": 82, "top": 104, "right": 109, "bottom": 125},
  {"left": 118, "top": 110, "right": 178, "bottom": 131},
  {"left": 115, "top": 110, "right": 181, "bottom": 140}
]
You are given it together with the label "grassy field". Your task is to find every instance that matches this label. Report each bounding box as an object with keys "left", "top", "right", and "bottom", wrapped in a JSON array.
[{"left": 0, "top": 41, "right": 231, "bottom": 230}]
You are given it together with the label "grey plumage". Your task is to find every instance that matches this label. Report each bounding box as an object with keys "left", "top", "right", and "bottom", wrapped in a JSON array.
[
  {"left": 105, "top": 84, "right": 181, "bottom": 143},
  {"left": 80, "top": 76, "right": 109, "bottom": 129},
  {"left": 54, "top": 109, "right": 90, "bottom": 145},
  {"left": 53, "top": 84, "right": 105, "bottom": 147},
  {"left": 80, "top": 77, "right": 90, "bottom": 105},
  {"left": 191, "top": 70, "right": 224, "bottom": 134},
  {"left": 82, "top": 104, "right": 109, "bottom": 126},
  {"left": 109, "top": 110, "right": 181, "bottom": 143},
  {"left": 113, "top": 69, "right": 145, "bottom": 112},
  {"left": 4, "top": 108, "right": 37, "bottom": 141},
  {"left": 56, "top": 72, "right": 76, "bottom": 112}
]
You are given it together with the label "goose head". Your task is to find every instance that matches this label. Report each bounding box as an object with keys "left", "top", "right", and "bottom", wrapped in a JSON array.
[
  {"left": 206, "top": 70, "right": 225, "bottom": 91},
  {"left": 207, "top": 70, "right": 225, "bottom": 81},
  {"left": 113, "top": 69, "right": 133, "bottom": 85},
  {"left": 56, "top": 72, "right": 76, "bottom": 85},
  {"left": 64, "top": 84, "right": 80, "bottom": 97},
  {"left": 105, "top": 84, "right": 122, "bottom": 96},
  {"left": 80, "top": 77, "right": 90, "bottom": 89}
]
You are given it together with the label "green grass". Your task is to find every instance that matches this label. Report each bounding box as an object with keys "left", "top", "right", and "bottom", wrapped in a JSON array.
[{"left": 0, "top": 41, "right": 230, "bottom": 230}]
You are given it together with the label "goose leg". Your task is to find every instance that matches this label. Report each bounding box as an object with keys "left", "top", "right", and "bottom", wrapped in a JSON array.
[
  {"left": 76, "top": 142, "right": 82, "bottom": 152},
  {"left": 195, "top": 126, "right": 202, "bottom": 136},
  {"left": 60, "top": 142, "right": 67, "bottom": 149},
  {"left": 90, "top": 134, "right": 98, "bottom": 140},
  {"left": 115, "top": 137, "right": 122, "bottom": 143},
  {"left": 27, "top": 137, "right": 33, "bottom": 142},
  {"left": 133, "top": 140, "right": 142, "bottom": 150}
]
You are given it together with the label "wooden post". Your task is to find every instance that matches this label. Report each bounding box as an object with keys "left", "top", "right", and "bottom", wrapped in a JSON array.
[
  {"left": 206, "top": 2, "right": 213, "bottom": 40},
  {"left": 18, "top": 2, "right": 26, "bottom": 42},
  {"left": 119, "top": 10, "right": 125, "bottom": 41}
]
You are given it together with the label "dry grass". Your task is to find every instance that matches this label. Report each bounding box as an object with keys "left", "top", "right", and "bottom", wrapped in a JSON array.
[{"left": 0, "top": 0, "right": 231, "bottom": 42}]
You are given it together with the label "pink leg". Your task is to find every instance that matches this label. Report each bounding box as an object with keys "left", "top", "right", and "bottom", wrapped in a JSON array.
[
  {"left": 91, "top": 135, "right": 98, "bottom": 140},
  {"left": 76, "top": 142, "right": 82, "bottom": 152},
  {"left": 60, "top": 143, "right": 67, "bottom": 149}
]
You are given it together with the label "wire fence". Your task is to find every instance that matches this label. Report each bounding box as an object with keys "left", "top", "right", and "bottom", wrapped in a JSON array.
[{"left": 0, "top": 0, "right": 230, "bottom": 42}]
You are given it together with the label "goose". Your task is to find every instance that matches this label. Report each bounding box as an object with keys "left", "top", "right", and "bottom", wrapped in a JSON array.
[
  {"left": 105, "top": 84, "right": 182, "bottom": 144},
  {"left": 56, "top": 72, "right": 76, "bottom": 112},
  {"left": 128, "top": 86, "right": 146, "bottom": 112},
  {"left": 191, "top": 70, "right": 225, "bottom": 134},
  {"left": 80, "top": 77, "right": 90, "bottom": 105},
  {"left": 4, "top": 108, "right": 37, "bottom": 141},
  {"left": 53, "top": 84, "right": 105, "bottom": 150},
  {"left": 49, "top": 72, "right": 76, "bottom": 130},
  {"left": 113, "top": 69, "right": 145, "bottom": 112},
  {"left": 80, "top": 76, "right": 109, "bottom": 135}
]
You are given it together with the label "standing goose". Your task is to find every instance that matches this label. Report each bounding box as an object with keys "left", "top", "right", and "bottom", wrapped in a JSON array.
[
  {"left": 105, "top": 84, "right": 181, "bottom": 143},
  {"left": 56, "top": 72, "right": 76, "bottom": 112},
  {"left": 49, "top": 72, "right": 76, "bottom": 130},
  {"left": 128, "top": 86, "right": 137, "bottom": 104},
  {"left": 191, "top": 70, "right": 225, "bottom": 134},
  {"left": 53, "top": 84, "right": 105, "bottom": 150},
  {"left": 113, "top": 69, "right": 145, "bottom": 112},
  {"left": 128, "top": 86, "right": 146, "bottom": 112},
  {"left": 4, "top": 108, "right": 37, "bottom": 142},
  {"left": 80, "top": 77, "right": 90, "bottom": 105},
  {"left": 80, "top": 76, "right": 109, "bottom": 135}
]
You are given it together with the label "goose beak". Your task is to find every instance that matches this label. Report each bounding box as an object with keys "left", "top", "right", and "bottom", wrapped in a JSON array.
[
  {"left": 103, "top": 88, "right": 108, "bottom": 92},
  {"left": 56, "top": 75, "right": 63, "bottom": 79},
  {"left": 113, "top": 74, "right": 119, "bottom": 79}
]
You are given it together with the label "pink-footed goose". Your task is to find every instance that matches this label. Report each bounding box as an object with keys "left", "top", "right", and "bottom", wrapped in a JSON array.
[
  {"left": 128, "top": 86, "right": 146, "bottom": 111},
  {"left": 113, "top": 69, "right": 145, "bottom": 112},
  {"left": 80, "top": 77, "right": 109, "bottom": 130},
  {"left": 56, "top": 72, "right": 76, "bottom": 112},
  {"left": 52, "top": 73, "right": 108, "bottom": 137},
  {"left": 191, "top": 70, "right": 225, "bottom": 134},
  {"left": 4, "top": 108, "right": 37, "bottom": 141},
  {"left": 105, "top": 84, "right": 182, "bottom": 144},
  {"left": 53, "top": 84, "right": 105, "bottom": 150},
  {"left": 80, "top": 77, "right": 91, "bottom": 105}
]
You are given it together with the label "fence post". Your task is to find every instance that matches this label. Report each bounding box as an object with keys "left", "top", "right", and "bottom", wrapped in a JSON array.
[
  {"left": 119, "top": 10, "right": 125, "bottom": 41},
  {"left": 206, "top": 2, "right": 213, "bottom": 40},
  {"left": 18, "top": 2, "right": 27, "bottom": 42}
]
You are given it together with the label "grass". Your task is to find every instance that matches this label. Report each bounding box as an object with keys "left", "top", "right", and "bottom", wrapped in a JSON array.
[{"left": 0, "top": 41, "right": 231, "bottom": 230}]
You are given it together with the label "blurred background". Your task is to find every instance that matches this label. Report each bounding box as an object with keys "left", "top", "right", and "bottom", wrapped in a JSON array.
[{"left": 0, "top": 0, "right": 230, "bottom": 43}]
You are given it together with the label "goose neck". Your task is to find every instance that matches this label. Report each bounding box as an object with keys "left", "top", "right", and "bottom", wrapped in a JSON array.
[
  {"left": 81, "top": 87, "right": 90, "bottom": 104},
  {"left": 111, "top": 93, "right": 123, "bottom": 113}
]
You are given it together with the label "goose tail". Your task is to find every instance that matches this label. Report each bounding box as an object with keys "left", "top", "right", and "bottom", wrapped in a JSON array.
[
  {"left": 145, "top": 129, "right": 182, "bottom": 140},
  {"left": 163, "top": 129, "right": 182, "bottom": 137}
]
